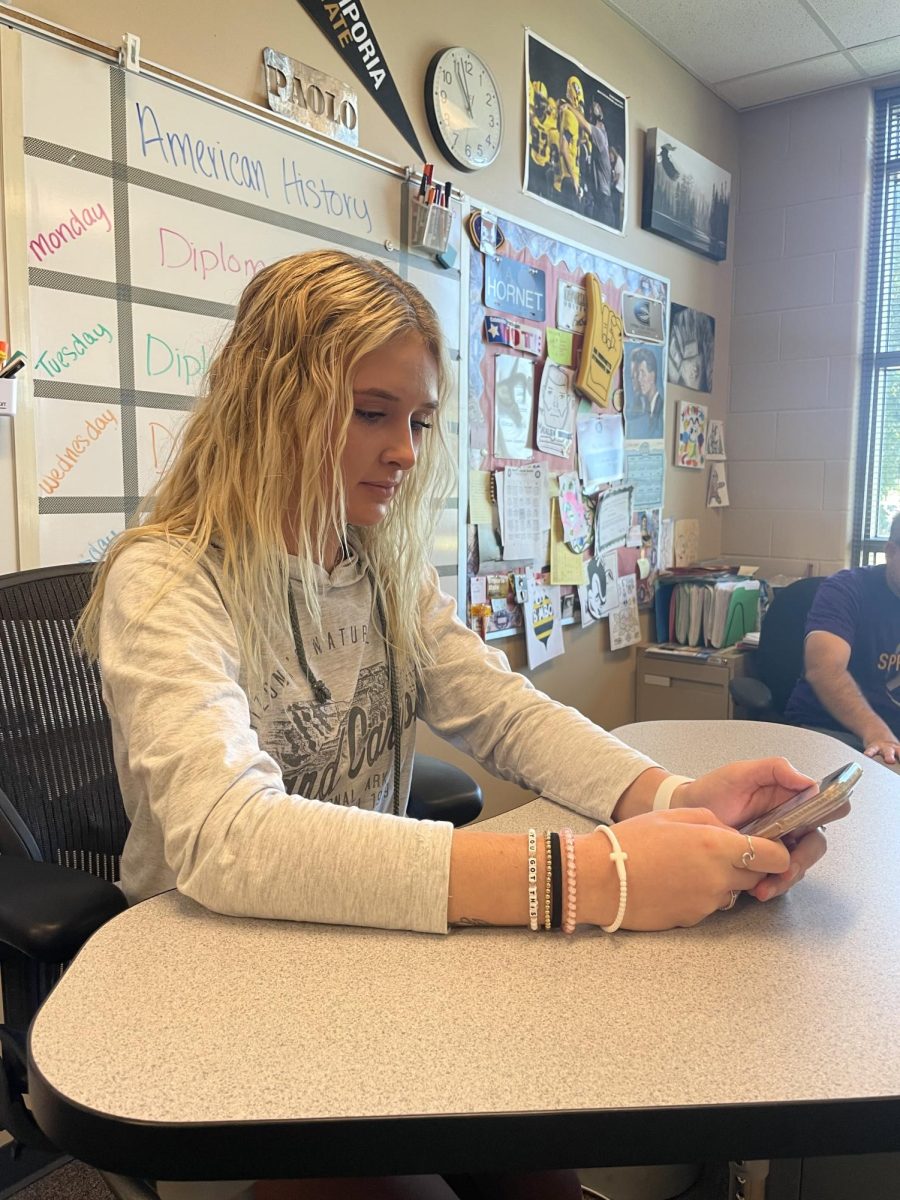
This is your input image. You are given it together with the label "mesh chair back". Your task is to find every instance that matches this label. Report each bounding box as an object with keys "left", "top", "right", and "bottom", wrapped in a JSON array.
[
  {"left": 0, "top": 564, "right": 129, "bottom": 1027},
  {"left": 756, "top": 576, "right": 824, "bottom": 716}
]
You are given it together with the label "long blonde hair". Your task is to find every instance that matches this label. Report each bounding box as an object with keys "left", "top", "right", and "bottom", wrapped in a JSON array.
[{"left": 79, "top": 250, "right": 455, "bottom": 691}]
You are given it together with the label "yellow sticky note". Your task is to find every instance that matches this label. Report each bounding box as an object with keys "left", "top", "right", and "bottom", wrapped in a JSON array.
[
  {"left": 546, "top": 328, "right": 574, "bottom": 367},
  {"left": 468, "top": 471, "right": 494, "bottom": 524},
  {"left": 550, "top": 500, "right": 587, "bottom": 586}
]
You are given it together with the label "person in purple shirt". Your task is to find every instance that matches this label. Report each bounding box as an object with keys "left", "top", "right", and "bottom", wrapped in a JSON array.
[{"left": 786, "top": 513, "right": 900, "bottom": 764}]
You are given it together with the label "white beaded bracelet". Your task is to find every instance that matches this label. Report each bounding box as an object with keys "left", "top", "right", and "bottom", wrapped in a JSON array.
[
  {"left": 653, "top": 774, "right": 694, "bottom": 811},
  {"left": 527, "top": 828, "right": 539, "bottom": 931},
  {"left": 595, "top": 823, "right": 628, "bottom": 933},
  {"left": 560, "top": 827, "right": 577, "bottom": 934}
]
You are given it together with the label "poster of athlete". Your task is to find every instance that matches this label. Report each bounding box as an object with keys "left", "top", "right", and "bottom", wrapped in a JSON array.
[{"left": 524, "top": 31, "right": 628, "bottom": 235}]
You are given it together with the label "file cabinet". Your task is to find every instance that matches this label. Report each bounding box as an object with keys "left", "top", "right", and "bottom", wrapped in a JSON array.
[{"left": 635, "top": 645, "right": 750, "bottom": 722}]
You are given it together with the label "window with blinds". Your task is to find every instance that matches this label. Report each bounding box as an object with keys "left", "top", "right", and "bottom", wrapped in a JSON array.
[{"left": 854, "top": 86, "right": 900, "bottom": 565}]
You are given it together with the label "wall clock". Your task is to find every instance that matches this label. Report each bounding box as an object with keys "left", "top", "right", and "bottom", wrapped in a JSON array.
[{"left": 425, "top": 47, "right": 503, "bottom": 171}]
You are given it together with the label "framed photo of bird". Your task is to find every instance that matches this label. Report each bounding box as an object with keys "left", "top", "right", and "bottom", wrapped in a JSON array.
[{"left": 641, "top": 129, "right": 731, "bottom": 262}]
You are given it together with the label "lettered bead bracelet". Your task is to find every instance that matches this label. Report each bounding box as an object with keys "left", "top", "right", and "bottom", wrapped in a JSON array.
[
  {"left": 560, "top": 827, "right": 577, "bottom": 934},
  {"left": 595, "top": 823, "right": 628, "bottom": 933},
  {"left": 527, "top": 828, "right": 539, "bottom": 931}
]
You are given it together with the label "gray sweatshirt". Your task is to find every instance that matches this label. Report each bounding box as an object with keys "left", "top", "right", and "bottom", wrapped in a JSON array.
[{"left": 99, "top": 539, "right": 656, "bottom": 933}]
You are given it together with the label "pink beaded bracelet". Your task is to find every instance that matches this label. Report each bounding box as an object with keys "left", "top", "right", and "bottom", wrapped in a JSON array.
[{"left": 560, "top": 827, "right": 577, "bottom": 934}]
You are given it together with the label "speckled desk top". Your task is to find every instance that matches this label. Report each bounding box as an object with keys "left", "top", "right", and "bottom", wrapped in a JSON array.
[{"left": 27, "top": 721, "right": 900, "bottom": 1162}]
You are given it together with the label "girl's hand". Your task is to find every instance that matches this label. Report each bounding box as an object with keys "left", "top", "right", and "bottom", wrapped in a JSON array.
[
  {"left": 579, "top": 809, "right": 790, "bottom": 930},
  {"left": 672, "top": 758, "right": 848, "bottom": 902}
]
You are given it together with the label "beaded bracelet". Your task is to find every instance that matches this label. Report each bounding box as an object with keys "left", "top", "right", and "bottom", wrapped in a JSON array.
[
  {"left": 543, "top": 831, "right": 553, "bottom": 930},
  {"left": 595, "top": 823, "right": 628, "bottom": 933},
  {"left": 560, "top": 827, "right": 576, "bottom": 934},
  {"left": 527, "top": 828, "right": 539, "bottom": 931},
  {"left": 550, "top": 832, "right": 562, "bottom": 930}
]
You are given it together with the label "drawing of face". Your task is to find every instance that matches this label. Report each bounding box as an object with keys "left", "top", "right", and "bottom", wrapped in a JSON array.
[{"left": 680, "top": 354, "right": 703, "bottom": 389}]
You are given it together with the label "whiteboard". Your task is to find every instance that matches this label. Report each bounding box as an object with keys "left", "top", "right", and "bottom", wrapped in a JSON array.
[{"left": 16, "top": 32, "right": 465, "bottom": 604}]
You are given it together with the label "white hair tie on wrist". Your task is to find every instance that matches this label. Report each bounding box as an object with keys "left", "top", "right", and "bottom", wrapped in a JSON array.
[
  {"left": 653, "top": 774, "right": 694, "bottom": 811},
  {"left": 595, "top": 824, "right": 628, "bottom": 933}
]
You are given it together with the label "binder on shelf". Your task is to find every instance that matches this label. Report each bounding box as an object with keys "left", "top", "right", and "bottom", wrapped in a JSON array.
[{"left": 653, "top": 574, "right": 760, "bottom": 650}]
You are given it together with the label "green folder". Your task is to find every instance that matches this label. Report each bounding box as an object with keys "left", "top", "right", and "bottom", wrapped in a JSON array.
[{"left": 722, "top": 586, "right": 759, "bottom": 647}]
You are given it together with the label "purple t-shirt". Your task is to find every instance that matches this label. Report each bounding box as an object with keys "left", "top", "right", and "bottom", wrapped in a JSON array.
[{"left": 785, "top": 565, "right": 900, "bottom": 735}]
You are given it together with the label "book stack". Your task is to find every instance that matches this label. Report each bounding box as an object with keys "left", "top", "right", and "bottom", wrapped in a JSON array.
[{"left": 654, "top": 575, "right": 760, "bottom": 649}]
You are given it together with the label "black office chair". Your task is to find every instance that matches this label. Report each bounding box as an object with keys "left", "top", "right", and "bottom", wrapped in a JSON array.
[
  {"left": 729, "top": 576, "right": 826, "bottom": 722},
  {"left": 0, "top": 562, "right": 482, "bottom": 1181}
]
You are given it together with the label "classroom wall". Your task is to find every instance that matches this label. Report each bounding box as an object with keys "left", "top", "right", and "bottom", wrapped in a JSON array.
[
  {"left": 723, "top": 85, "right": 874, "bottom": 580},
  {"left": 2, "top": 0, "right": 739, "bottom": 815}
]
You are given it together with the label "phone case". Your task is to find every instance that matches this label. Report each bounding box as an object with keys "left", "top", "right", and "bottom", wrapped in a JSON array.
[{"left": 739, "top": 762, "right": 862, "bottom": 841}]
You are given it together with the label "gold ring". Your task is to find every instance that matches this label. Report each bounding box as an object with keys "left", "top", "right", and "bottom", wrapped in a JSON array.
[
  {"left": 719, "top": 890, "right": 738, "bottom": 911},
  {"left": 740, "top": 835, "right": 756, "bottom": 869}
]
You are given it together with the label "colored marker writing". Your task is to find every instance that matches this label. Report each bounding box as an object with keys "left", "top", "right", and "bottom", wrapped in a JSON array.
[
  {"left": 158, "top": 227, "right": 266, "bottom": 282},
  {"left": 34, "top": 324, "right": 114, "bottom": 377},
  {"left": 145, "top": 333, "right": 208, "bottom": 386},
  {"left": 135, "top": 102, "right": 269, "bottom": 197},
  {"left": 38, "top": 409, "right": 119, "bottom": 496},
  {"left": 281, "top": 159, "right": 372, "bottom": 232},
  {"left": 29, "top": 204, "right": 112, "bottom": 263},
  {"left": 82, "top": 528, "right": 119, "bottom": 563}
]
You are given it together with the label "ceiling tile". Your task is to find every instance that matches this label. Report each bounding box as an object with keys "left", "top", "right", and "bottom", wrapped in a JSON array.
[
  {"left": 714, "top": 53, "right": 863, "bottom": 109},
  {"left": 846, "top": 36, "right": 900, "bottom": 76},
  {"left": 603, "top": 0, "right": 836, "bottom": 83},
  {"left": 807, "top": 0, "right": 900, "bottom": 46}
]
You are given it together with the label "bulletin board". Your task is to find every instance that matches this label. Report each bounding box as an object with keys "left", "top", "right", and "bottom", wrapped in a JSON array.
[
  {"left": 466, "top": 204, "right": 670, "bottom": 662},
  {"left": 3, "top": 20, "right": 467, "bottom": 607}
]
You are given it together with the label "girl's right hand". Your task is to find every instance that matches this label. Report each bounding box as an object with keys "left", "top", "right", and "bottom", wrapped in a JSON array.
[{"left": 579, "top": 809, "right": 791, "bottom": 930}]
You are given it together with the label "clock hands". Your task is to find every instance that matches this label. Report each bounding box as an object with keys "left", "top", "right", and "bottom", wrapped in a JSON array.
[{"left": 454, "top": 57, "right": 474, "bottom": 119}]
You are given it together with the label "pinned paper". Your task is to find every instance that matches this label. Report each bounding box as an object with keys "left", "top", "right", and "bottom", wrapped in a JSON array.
[
  {"left": 609, "top": 575, "right": 641, "bottom": 651},
  {"left": 584, "top": 549, "right": 620, "bottom": 620},
  {"left": 556, "top": 280, "right": 587, "bottom": 333},
  {"left": 494, "top": 354, "right": 534, "bottom": 461},
  {"left": 468, "top": 471, "right": 494, "bottom": 524},
  {"left": 550, "top": 500, "right": 588, "bottom": 586},
  {"left": 576, "top": 402, "right": 625, "bottom": 492},
  {"left": 595, "top": 485, "right": 632, "bottom": 555},
  {"left": 536, "top": 363, "right": 578, "bottom": 459},
  {"left": 674, "top": 518, "right": 700, "bottom": 568},
  {"left": 523, "top": 569, "right": 565, "bottom": 669},
  {"left": 546, "top": 328, "right": 574, "bottom": 366},
  {"left": 557, "top": 470, "right": 589, "bottom": 547},
  {"left": 485, "top": 315, "right": 544, "bottom": 356}
]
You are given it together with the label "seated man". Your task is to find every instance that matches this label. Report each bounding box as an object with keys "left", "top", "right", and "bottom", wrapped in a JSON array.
[{"left": 785, "top": 515, "right": 900, "bottom": 764}]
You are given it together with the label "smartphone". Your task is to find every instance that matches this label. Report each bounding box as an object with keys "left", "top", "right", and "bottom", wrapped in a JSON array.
[{"left": 739, "top": 761, "right": 862, "bottom": 841}]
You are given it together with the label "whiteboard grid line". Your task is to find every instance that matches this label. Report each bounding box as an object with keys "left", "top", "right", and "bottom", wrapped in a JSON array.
[
  {"left": 109, "top": 67, "right": 139, "bottom": 519},
  {"left": 33, "top": 381, "right": 195, "bottom": 410}
]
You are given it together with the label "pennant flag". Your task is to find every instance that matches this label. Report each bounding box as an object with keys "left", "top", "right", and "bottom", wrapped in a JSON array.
[{"left": 296, "top": 1, "right": 425, "bottom": 160}]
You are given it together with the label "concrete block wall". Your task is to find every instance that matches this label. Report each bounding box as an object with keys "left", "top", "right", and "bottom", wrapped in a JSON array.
[{"left": 724, "top": 86, "right": 873, "bottom": 579}]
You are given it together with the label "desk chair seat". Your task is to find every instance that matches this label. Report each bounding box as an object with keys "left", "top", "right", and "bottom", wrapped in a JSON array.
[{"left": 0, "top": 562, "right": 482, "bottom": 1184}]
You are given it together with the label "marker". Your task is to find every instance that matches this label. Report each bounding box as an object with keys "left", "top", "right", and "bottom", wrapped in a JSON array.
[
  {"left": 443, "top": 180, "right": 452, "bottom": 207},
  {"left": 0, "top": 342, "right": 7, "bottom": 370},
  {"left": 0, "top": 356, "right": 25, "bottom": 379}
]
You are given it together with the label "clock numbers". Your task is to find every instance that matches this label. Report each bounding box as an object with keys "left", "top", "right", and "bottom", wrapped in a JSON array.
[{"left": 427, "top": 47, "right": 502, "bottom": 171}]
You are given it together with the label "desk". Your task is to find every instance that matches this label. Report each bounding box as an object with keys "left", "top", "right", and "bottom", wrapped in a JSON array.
[{"left": 27, "top": 722, "right": 900, "bottom": 1182}]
